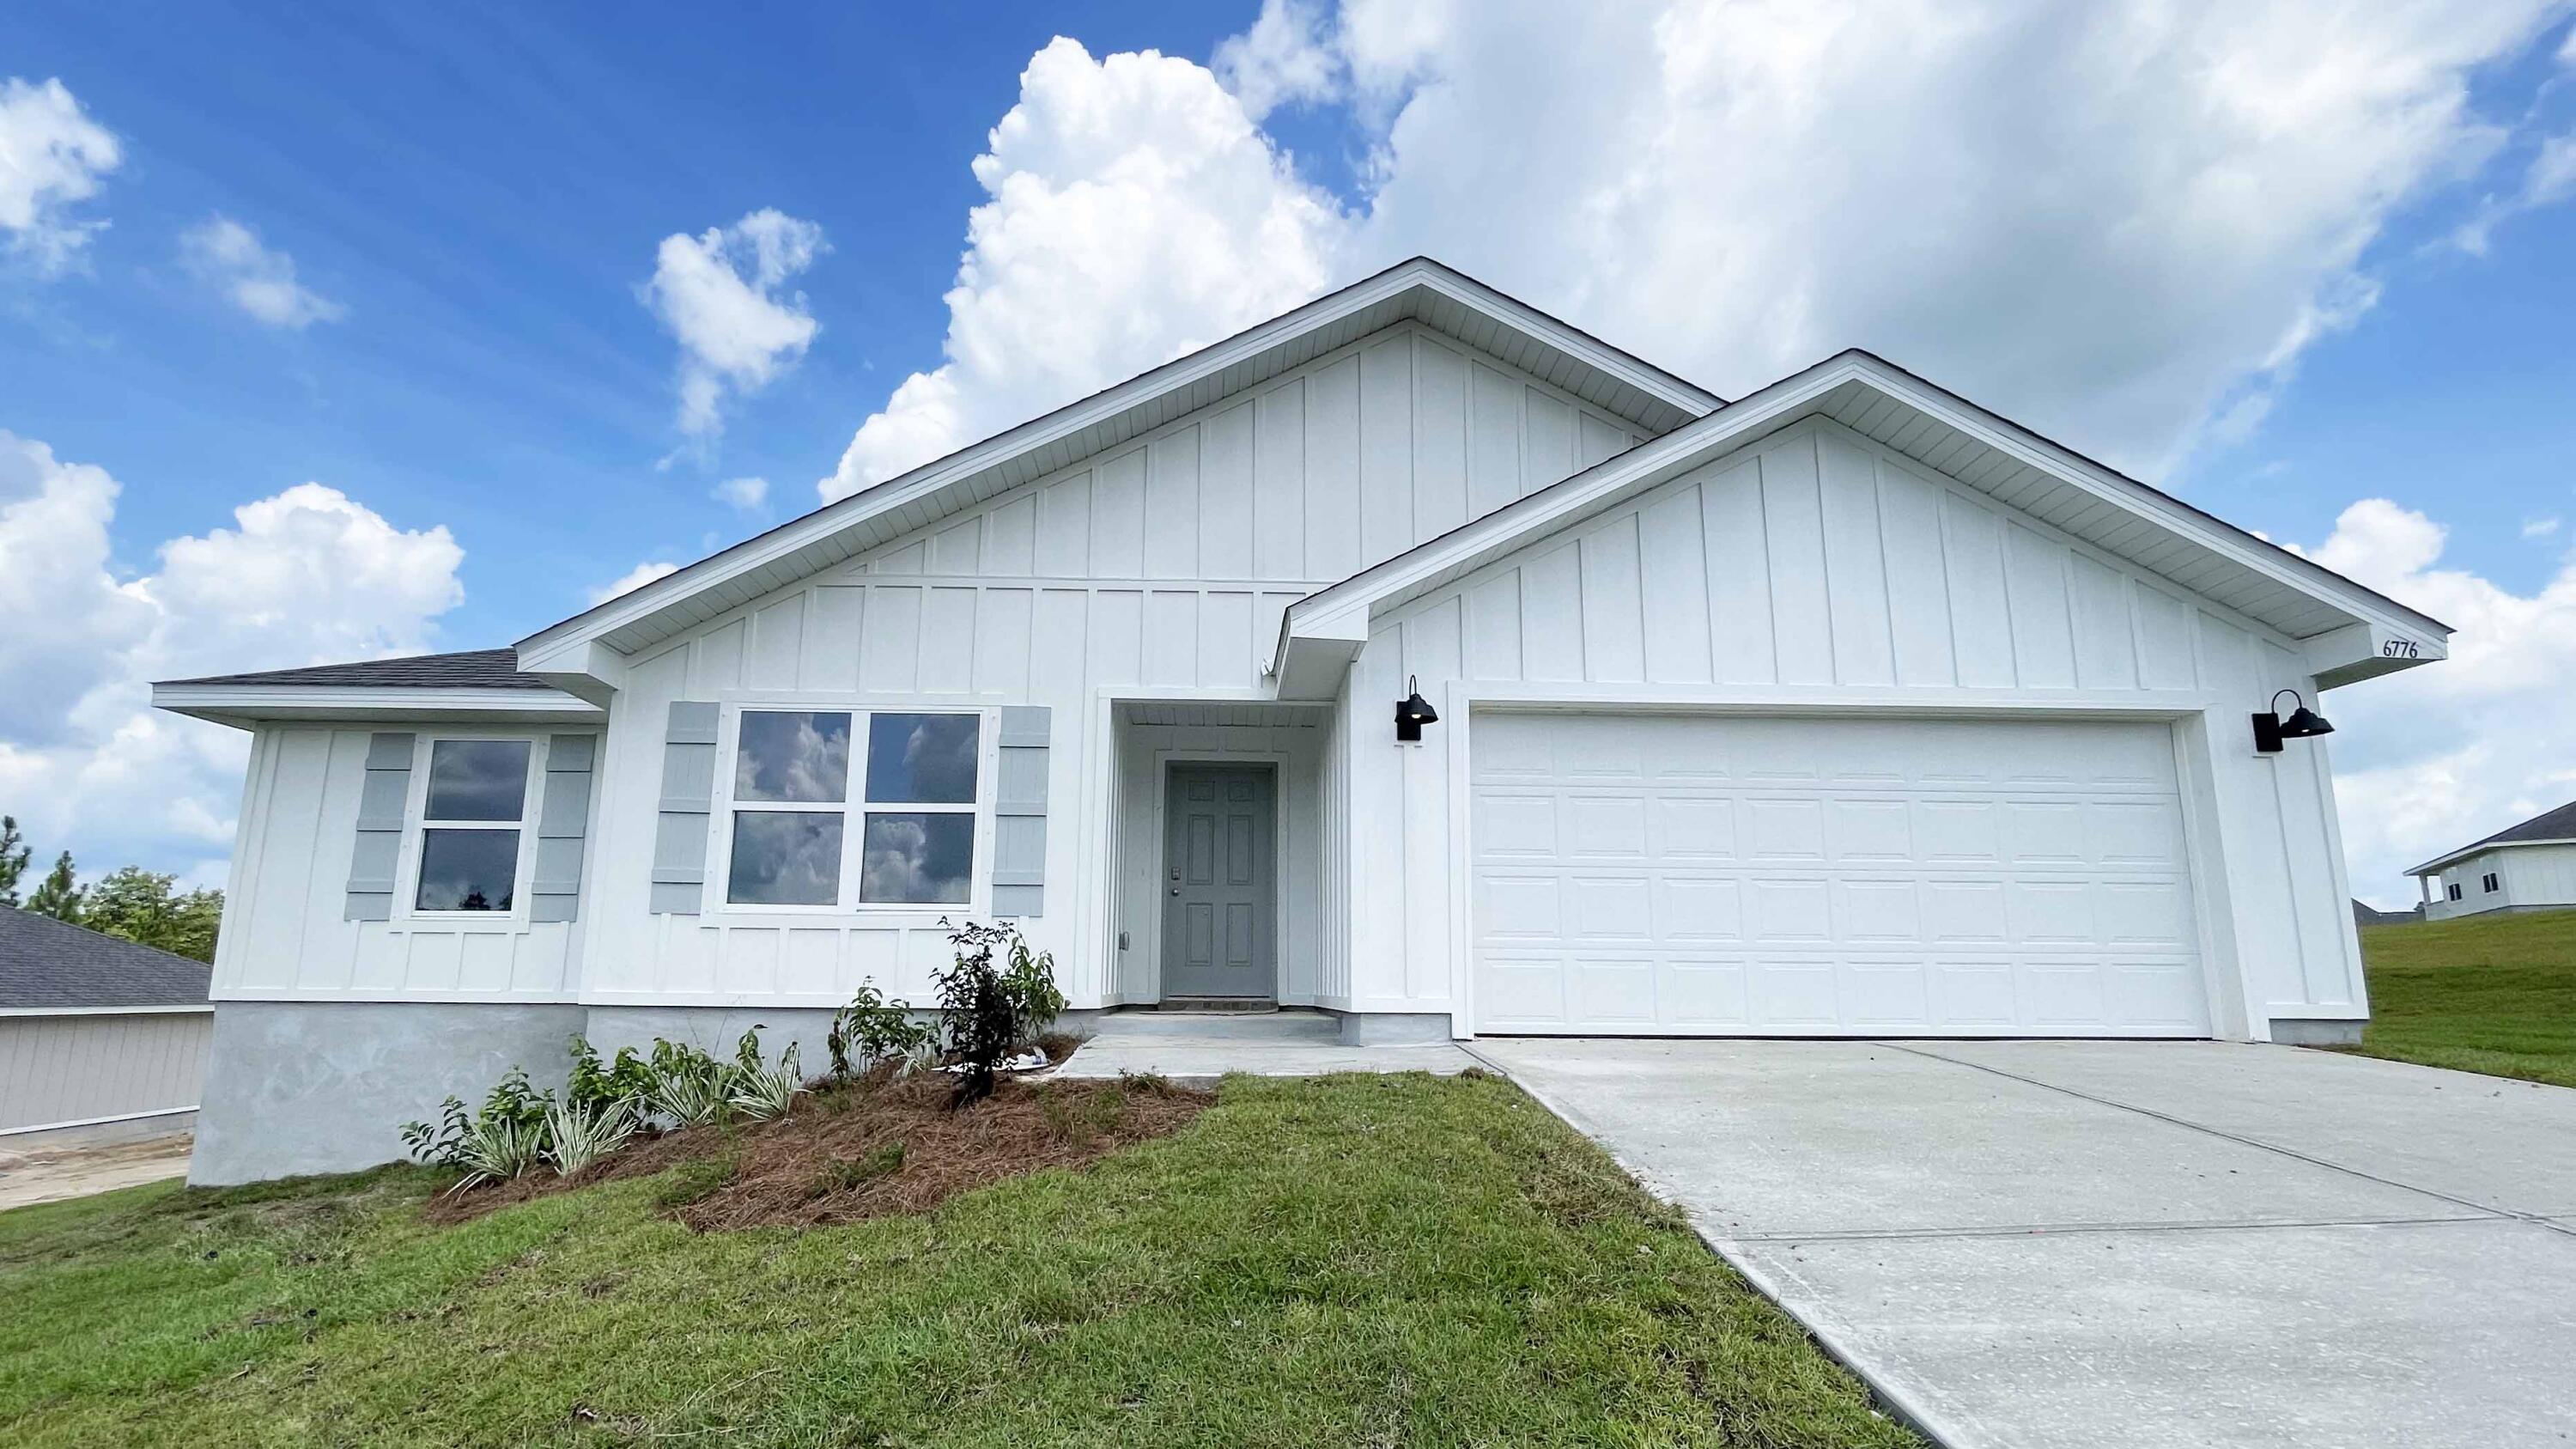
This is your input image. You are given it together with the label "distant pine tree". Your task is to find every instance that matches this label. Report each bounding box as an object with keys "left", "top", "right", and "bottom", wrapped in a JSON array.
[
  {"left": 26, "top": 851, "right": 83, "bottom": 922},
  {"left": 0, "top": 815, "right": 27, "bottom": 907}
]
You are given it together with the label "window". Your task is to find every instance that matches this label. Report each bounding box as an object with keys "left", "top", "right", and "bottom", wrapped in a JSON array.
[
  {"left": 2448, "top": 882, "right": 2464, "bottom": 901},
  {"left": 722, "top": 709, "right": 982, "bottom": 909},
  {"left": 2482, "top": 872, "right": 2500, "bottom": 894},
  {"left": 414, "top": 739, "right": 532, "bottom": 912}
]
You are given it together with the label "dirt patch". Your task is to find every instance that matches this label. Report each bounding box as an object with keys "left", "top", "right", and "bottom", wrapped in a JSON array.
[{"left": 424, "top": 1070, "right": 1210, "bottom": 1231}]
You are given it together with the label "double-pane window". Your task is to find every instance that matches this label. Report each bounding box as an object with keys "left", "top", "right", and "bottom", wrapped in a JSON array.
[
  {"left": 725, "top": 710, "right": 981, "bottom": 908},
  {"left": 414, "top": 740, "right": 532, "bottom": 912}
]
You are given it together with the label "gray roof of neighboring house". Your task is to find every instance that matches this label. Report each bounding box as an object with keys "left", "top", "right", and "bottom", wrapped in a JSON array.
[
  {"left": 156, "top": 648, "right": 544, "bottom": 691},
  {"left": 2409, "top": 797, "right": 2576, "bottom": 875},
  {"left": 0, "top": 910, "right": 214, "bottom": 1010}
]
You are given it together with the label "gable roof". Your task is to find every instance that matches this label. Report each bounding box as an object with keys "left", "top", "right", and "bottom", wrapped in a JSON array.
[
  {"left": 515, "top": 257, "right": 1721, "bottom": 676},
  {"left": 2408, "top": 798, "right": 2576, "bottom": 877},
  {"left": 1277, "top": 348, "right": 2451, "bottom": 695},
  {"left": 0, "top": 910, "right": 213, "bottom": 1012}
]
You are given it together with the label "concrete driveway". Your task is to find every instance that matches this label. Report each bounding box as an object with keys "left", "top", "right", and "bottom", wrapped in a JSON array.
[{"left": 1474, "top": 1038, "right": 2576, "bottom": 1449}]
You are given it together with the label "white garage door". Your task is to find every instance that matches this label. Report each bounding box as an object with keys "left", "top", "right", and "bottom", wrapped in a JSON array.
[{"left": 1470, "top": 712, "right": 2211, "bottom": 1037}]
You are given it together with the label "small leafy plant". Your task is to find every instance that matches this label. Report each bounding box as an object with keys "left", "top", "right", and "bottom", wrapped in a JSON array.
[
  {"left": 449, "top": 1113, "right": 547, "bottom": 1194},
  {"left": 564, "top": 1034, "right": 654, "bottom": 1116},
  {"left": 646, "top": 1038, "right": 732, "bottom": 1127},
  {"left": 1000, "top": 930, "right": 1066, "bottom": 1038},
  {"left": 728, "top": 1031, "right": 805, "bottom": 1121},
  {"left": 825, "top": 980, "right": 933, "bottom": 1081},
  {"left": 545, "top": 1097, "right": 638, "bottom": 1176},
  {"left": 400, "top": 1065, "right": 553, "bottom": 1173}
]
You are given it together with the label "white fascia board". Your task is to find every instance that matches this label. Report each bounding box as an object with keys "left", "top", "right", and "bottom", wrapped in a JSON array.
[
  {"left": 1279, "top": 352, "right": 2453, "bottom": 678},
  {"left": 2406, "top": 837, "right": 2576, "bottom": 879},
  {"left": 152, "top": 684, "right": 604, "bottom": 728},
  {"left": 515, "top": 258, "right": 1720, "bottom": 681}
]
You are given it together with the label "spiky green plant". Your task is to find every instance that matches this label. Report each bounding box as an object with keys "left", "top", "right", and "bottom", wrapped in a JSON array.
[
  {"left": 544, "top": 1097, "right": 638, "bottom": 1176},
  {"left": 730, "top": 1041, "right": 805, "bottom": 1122}
]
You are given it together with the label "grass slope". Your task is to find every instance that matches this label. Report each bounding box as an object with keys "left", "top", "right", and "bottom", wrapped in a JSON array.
[
  {"left": 2351, "top": 910, "right": 2576, "bottom": 1088},
  {"left": 0, "top": 1073, "right": 1915, "bottom": 1448}
]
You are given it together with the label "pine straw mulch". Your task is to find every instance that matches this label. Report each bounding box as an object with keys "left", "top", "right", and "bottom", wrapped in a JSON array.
[{"left": 422, "top": 1068, "right": 1212, "bottom": 1232}]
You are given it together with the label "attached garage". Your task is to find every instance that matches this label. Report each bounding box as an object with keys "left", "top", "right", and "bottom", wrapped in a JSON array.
[{"left": 1468, "top": 710, "right": 2211, "bottom": 1037}]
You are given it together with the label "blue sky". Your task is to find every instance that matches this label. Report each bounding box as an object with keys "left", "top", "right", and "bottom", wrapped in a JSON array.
[{"left": 3, "top": 0, "right": 2573, "bottom": 903}]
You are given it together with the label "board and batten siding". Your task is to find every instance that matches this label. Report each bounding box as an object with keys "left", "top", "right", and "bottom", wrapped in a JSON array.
[
  {"left": 574, "top": 325, "right": 1654, "bottom": 1012},
  {"left": 1, "top": 1011, "right": 211, "bottom": 1135},
  {"left": 1340, "top": 417, "right": 2366, "bottom": 1032},
  {"left": 210, "top": 726, "right": 584, "bottom": 1001},
  {"left": 2426, "top": 843, "right": 2576, "bottom": 919}
]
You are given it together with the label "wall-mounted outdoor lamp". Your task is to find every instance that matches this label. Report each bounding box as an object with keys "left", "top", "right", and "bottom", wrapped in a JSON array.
[
  {"left": 1395, "top": 675, "right": 1440, "bottom": 742},
  {"left": 2252, "top": 688, "right": 2334, "bottom": 754}
]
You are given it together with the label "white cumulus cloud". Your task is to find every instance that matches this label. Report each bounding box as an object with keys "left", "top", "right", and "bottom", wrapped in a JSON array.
[
  {"left": 0, "top": 431, "right": 465, "bottom": 883},
  {"left": 2291, "top": 498, "right": 2576, "bottom": 904},
  {"left": 0, "top": 76, "right": 120, "bottom": 275},
  {"left": 817, "top": 37, "right": 1347, "bottom": 502},
  {"left": 587, "top": 558, "right": 681, "bottom": 605},
  {"left": 179, "top": 215, "right": 345, "bottom": 328},
  {"left": 644, "top": 208, "right": 825, "bottom": 440}
]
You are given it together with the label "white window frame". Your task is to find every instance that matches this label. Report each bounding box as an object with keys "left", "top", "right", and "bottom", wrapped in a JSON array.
[
  {"left": 710, "top": 702, "right": 999, "bottom": 917},
  {"left": 398, "top": 733, "right": 545, "bottom": 927}
]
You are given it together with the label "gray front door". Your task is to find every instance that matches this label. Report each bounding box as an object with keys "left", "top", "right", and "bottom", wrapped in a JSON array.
[{"left": 1161, "top": 764, "right": 1276, "bottom": 1002}]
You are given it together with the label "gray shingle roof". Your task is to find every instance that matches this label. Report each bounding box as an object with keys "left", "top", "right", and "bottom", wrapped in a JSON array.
[
  {"left": 157, "top": 648, "right": 546, "bottom": 691},
  {"left": 2459, "top": 798, "right": 2576, "bottom": 853},
  {"left": 0, "top": 910, "right": 214, "bottom": 1010}
]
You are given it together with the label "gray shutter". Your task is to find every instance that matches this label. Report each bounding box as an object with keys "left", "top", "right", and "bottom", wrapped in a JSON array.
[
  {"left": 651, "top": 703, "right": 720, "bottom": 914},
  {"left": 992, "top": 706, "right": 1049, "bottom": 918},
  {"left": 345, "top": 732, "right": 416, "bottom": 922},
  {"left": 529, "top": 734, "right": 597, "bottom": 923}
]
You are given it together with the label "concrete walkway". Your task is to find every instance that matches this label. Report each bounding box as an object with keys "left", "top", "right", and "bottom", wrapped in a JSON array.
[
  {"left": 1474, "top": 1038, "right": 2576, "bottom": 1449},
  {"left": 1053, "top": 1009, "right": 1475, "bottom": 1083},
  {"left": 0, "top": 1132, "right": 195, "bottom": 1211}
]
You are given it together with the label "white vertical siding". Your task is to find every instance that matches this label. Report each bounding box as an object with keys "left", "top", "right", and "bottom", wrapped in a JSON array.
[
  {"left": 0, "top": 1011, "right": 211, "bottom": 1134},
  {"left": 212, "top": 725, "right": 583, "bottom": 1001},
  {"left": 1334, "top": 417, "right": 2366, "bottom": 1033}
]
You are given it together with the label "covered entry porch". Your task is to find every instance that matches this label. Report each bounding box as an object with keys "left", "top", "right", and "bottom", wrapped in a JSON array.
[{"left": 1104, "top": 699, "right": 1334, "bottom": 1013}]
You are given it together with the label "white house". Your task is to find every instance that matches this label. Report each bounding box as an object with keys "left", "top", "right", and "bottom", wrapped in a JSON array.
[
  {"left": 155, "top": 259, "right": 2451, "bottom": 1185},
  {"left": 2409, "top": 799, "right": 2576, "bottom": 920}
]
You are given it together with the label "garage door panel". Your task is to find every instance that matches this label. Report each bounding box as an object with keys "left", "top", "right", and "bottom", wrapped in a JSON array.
[
  {"left": 1472, "top": 711, "right": 2209, "bottom": 1037},
  {"left": 1567, "top": 876, "right": 1652, "bottom": 941}
]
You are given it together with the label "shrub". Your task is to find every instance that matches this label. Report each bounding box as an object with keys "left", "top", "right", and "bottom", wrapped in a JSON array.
[
  {"left": 999, "top": 930, "right": 1066, "bottom": 1038},
  {"left": 646, "top": 1038, "right": 732, "bottom": 1128},
  {"left": 564, "top": 1034, "right": 654, "bottom": 1115},
  {"left": 728, "top": 1030, "right": 805, "bottom": 1121},
  {"left": 447, "top": 1112, "right": 546, "bottom": 1194},
  {"left": 545, "top": 1097, "right": 638, "bottom": 1176},
  {"left": 937, "top": 921, "right": 1025, "bottom": 1106},
  {"left": 825, "top": 981, "right": 932, "bottom": 1081},
  {"left": 399, "top": 1065, "right": 552, "bottom": 1172}
]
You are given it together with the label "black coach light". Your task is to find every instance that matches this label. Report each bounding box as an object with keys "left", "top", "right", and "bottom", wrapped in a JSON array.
[
  {"left": 1395, "top": 675, "right": 1440, "bottom": 742},
  {"left": 2252, "top": 688, "right": 2335, "bottom": 754}
]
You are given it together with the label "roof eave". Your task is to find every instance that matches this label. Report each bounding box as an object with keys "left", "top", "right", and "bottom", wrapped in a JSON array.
[
  {"left": 152, "top": 683, "right": 605, "bottom": 729},
  {"left": 2407, "top": 837, "right": 2576, "bottom": 878}
]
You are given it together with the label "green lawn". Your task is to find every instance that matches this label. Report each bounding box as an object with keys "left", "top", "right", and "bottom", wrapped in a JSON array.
[
  {"left": 2350, "top": 910, "right": 2576, "bottom": 1088},
  {"left": 0, "top": 1072, "right": 1915, "bottom": 1448}
]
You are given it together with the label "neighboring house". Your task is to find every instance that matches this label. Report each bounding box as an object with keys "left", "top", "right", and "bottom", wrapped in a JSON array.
[
  {"left": 2408, "top": 799, "right": 2576, "bottom": 921},
  {"left": 2352, "top": 898, "right": 2423, "bottom": 928},
  {"left": 0, "top": 910, "right": 215, "bottom": 1148},
  {"left": 153, "top": 258, "right": 2453, "bottom": 1186}
]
